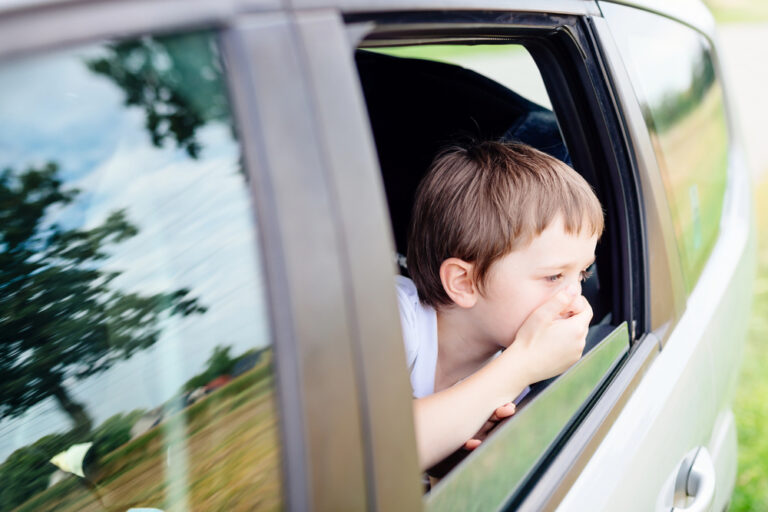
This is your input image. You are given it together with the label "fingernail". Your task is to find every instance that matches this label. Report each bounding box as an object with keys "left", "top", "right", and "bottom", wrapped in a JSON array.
[{"left": 566, "top": 284, "right": 579, "bottom": 296}]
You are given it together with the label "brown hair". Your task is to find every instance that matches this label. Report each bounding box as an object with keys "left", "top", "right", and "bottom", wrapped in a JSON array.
[{"left": 407, "top": 140, "right": 604, "bottom": 308}]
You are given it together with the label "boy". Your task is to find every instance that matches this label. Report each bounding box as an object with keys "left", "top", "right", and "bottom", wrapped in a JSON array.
[{"left": 397, "top": 140, "right": 603, "bottom": 470}]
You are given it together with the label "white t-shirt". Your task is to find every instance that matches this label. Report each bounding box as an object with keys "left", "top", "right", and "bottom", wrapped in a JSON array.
[
  {"left": 395, "top": 275, "right": 531, "bottom": 404},
  {"left": 395, "top": 276, "right": 438, "bottom": 398}
]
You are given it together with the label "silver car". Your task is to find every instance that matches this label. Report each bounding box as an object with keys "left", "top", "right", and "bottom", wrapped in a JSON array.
[{"left": 0, "top": 0, "right": 754, "bottom": 511}]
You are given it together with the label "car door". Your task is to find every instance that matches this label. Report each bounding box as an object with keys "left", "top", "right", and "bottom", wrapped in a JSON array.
[
  {"left": 0, "top": 3, "right": 377, "bottom": 511},
  {"left": 558, "top": 3, "right": 754, "bottom": 511},
  {"left": 291, "top": 3, "right": 668, "bottom": 510}
]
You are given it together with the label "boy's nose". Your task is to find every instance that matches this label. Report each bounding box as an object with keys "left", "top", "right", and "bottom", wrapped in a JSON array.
[
  {"left": 569, "top": 278, "right": 582, "bottom": 297},
  {"left": 564, "top": 282, "right": 580, "bottom": 297}
]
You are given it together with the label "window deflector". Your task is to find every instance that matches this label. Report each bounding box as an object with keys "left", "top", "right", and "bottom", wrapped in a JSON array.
[{"left": 425, "top": 322, "right": 630, "bottom": 510}]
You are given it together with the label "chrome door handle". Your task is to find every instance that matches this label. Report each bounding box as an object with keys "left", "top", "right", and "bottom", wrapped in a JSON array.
[{"left": 670, "top": 446, "right": 716, "bottom": 512}]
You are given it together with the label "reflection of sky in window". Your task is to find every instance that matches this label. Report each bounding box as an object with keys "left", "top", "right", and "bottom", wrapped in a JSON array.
[
  {"left": 604, "top": 3, "right": 705, "bottom": 107},
  {"left": 0, "top": 44, "right": 270, "bottom": 461}
]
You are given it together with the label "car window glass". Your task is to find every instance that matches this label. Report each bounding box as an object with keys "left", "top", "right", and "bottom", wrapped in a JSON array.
[
  {"left": 0, "top": 31, "right": 283, "bottom": 511},
  {"left": 602, "top": 3, "right": 729, "bottom": 290},
  {"left": 425, "top": 323, "right": 628, "bottom": 510}
]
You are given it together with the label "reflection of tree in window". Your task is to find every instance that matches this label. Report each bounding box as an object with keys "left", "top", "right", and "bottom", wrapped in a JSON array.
[
  {"left": 649, "top": 45, "right": 716, "bottom": 134},
  {"left": 0, "top": 162, "right": 206, "bottom": 440},
  {"left": 86, "top": 33, "right": 231, "bottom": 159}
]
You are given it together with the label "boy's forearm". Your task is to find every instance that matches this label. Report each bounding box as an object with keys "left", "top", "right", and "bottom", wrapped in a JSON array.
[{"left": 413, "top": 356, "right": 529, "bottom": 469}]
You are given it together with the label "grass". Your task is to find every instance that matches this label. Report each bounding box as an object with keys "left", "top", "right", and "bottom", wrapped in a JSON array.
[
  {"left": 14, "top": 360, "right": 282, "bottom": 512},
  {"left": 704, "top": 0, "right": 768, "bottom": 23},
  {"left": 731, "top": 176, "right": 768, "bottom": 510}
]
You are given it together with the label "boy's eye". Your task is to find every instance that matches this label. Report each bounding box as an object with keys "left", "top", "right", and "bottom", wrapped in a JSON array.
[
  {"left": 546, "top": 274, "right": 563, "bottom": 283},
  {"left": 579, "top": 267, "right": 594, "bottom": 282}
]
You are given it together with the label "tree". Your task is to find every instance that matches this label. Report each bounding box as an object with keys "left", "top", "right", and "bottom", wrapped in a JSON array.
[
  {"left": 182, "top": 345, "right": 237, "bottom": 393},
  {"left": 0, "top": 162, "right": 205, "bottom": 436},
  {"left": 86, "top": 33, "right": 231, "bottom": 159},
  {"left": 0, "top": 431, "right": 74, "bottom": 510}
]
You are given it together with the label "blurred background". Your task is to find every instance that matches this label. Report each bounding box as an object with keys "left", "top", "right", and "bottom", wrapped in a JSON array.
[{"left": 704, "top": 0, "right": 768, "bottom": 509}]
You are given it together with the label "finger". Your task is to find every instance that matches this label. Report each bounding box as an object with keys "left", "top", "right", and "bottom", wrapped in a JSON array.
[
  {"left": 493, "top": 402, "right": 516, "bottom": 420},
  {"left": 464, "top": 439, "right": 482, "bottom": 450},
  {"left": 570, "top": 298, "right": 593, "bottom": 323}
]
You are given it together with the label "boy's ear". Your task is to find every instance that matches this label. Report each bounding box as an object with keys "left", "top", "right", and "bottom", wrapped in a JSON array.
[{"left": 439, "top": 258, "right": 478, "bottom": 309}]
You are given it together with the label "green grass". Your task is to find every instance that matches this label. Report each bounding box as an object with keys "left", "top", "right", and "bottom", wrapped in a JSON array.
[
  {"left": 731, "top": 177, "right": 768, "bottom": 511},
  {"left": 13, "top": 359, "right": 282, "bottom": 512},
  {"left": 704, "top": 0, "right": 768, "bottom": 23}
]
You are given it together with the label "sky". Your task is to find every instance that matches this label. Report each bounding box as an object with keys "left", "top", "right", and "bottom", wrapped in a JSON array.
[{"left": 602, "top": 2, "right": 706, "bottom": 107}]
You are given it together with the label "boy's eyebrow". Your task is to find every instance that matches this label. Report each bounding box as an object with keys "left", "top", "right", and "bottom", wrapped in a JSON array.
[{"left": 536, "top": 256, "right": 596, "bottom": 271}]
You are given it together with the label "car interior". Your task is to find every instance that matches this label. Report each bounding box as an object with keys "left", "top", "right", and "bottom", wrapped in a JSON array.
[{"left": 353, "top": 42, "right": 620, "bottom": 478}]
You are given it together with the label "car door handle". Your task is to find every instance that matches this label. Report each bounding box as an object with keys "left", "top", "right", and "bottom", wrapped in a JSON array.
[{"left": 670, "top": 446, "right": 716, "bottom": 512}]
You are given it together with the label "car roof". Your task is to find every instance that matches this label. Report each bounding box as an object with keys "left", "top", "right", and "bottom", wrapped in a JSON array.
[{"left": 0, "top": 0, "right": 715, "bottom": 43}]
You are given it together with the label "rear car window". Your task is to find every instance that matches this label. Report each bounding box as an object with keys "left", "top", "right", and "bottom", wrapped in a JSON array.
[
  {"left": 0, "top": 30, "right": 282, "bottom": 511},
  {"left": 352, "top": 29, "right": 630, "bottom": 505},
  {"left": 602, "top": 3, "right": 730, "bottom": 291}
]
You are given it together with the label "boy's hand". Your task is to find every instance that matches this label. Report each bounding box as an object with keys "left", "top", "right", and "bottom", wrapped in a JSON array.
[
  {"left": 464, "top": 402, "right": 516, "bottom": 450},
  {"left": 509, "top": 284, "right": 592, "bottom": 384}
]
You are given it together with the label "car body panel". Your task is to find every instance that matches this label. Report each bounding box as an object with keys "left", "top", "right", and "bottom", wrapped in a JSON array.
[{"left": 0, "top": 0, "right": 282, "bottom": 61}]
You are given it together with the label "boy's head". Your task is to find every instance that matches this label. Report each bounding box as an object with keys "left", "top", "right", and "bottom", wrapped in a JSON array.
[{"left": 407, "top": 140, "right": 604, "bottom": 310}]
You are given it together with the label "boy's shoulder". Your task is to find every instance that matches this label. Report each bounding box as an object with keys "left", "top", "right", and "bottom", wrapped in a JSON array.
[
  {"left": 395, "top": 275, "right": 421, "bottom": 330},
  {"left": 394, "top": 275, "right": 436, "bottom": 348},
  {"left": 394, "top": 275, "right": 438, "bottom": 398},
  {"left": 395, "top": 274, "right": 418, "bottom": 300}
]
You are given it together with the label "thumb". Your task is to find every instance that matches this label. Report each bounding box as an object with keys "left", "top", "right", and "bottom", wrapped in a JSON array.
[{"left": 537, "top": 284, "right": 580, "bottom": 319}]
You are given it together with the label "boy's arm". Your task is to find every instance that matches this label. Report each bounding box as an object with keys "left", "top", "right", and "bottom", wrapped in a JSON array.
[
  {"left": 413, "top": 287, "right": 591, "bottom": 470},
  {"left": 413, "top": 352, "right": 530, "bottom": 469}
]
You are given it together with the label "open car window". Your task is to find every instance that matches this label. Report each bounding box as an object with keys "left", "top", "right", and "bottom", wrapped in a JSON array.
[{"left": 349, "top": 14, "right": 641, "bottom": 507}]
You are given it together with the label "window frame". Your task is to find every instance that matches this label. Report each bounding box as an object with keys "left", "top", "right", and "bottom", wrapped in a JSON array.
[
  {"left": 334, "top": 8, "right": 653, "bottom": 509},
  {"left": 345, "top": 10, "right": 644, "bottom": 338}
]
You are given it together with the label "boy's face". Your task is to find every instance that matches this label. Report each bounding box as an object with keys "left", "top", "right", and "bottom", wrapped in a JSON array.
[{"left": 471, "top": 215, "right": 598, "bottom": 349}]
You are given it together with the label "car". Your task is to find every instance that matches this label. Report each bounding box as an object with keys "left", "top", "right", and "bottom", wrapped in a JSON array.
[{"left": 0, "top": 0, "right": 755, "bottom": 510}]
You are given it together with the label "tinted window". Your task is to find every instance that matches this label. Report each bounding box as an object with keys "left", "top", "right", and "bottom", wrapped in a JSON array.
[
  {"left": 0, "top": 31, "right": 283, "bottom": 511},
  {"left": 603, "top": 4, "right": 729, "bottom": 290}
]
